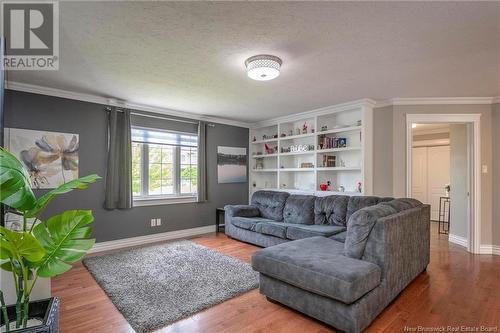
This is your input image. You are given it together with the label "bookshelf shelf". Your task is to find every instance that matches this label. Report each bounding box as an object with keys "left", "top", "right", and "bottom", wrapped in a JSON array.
[{"left": 249, "top": 103, "right": 373, "bottom": 197}]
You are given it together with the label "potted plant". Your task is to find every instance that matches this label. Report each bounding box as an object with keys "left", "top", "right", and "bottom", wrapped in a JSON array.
[{"left": 0, "top": 147, "right": 100, "bottom": 332}]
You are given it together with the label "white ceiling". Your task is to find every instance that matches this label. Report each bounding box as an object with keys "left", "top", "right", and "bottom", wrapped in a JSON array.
[{"left": 7, "top": 1, "right": 500, "bottom": 122}]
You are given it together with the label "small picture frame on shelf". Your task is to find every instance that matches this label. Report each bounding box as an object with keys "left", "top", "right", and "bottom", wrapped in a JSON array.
[{"left": 338, "top": 138, "right": 347, "bottom": 147}]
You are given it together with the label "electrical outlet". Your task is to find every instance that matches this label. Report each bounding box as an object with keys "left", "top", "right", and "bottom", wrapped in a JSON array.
[
  {"left": 156, "top": 218, "right": 162, "bottom": 226},
  {"left": 150, "top": 218, "right": 156, "bottom": 227}
]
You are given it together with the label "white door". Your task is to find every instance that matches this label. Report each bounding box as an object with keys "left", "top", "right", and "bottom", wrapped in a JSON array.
[
  {"left": 411, "top": 145, "right": 450, "bottom": 220},
  {"left": 427, "top": 146, "right": 450, "bottom": 220},
  {"left": 412, "top": 147, "right": 428, "bottom": 204}
]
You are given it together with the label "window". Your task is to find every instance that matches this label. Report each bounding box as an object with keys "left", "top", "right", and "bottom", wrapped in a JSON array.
[{"left": 131, "top": 127, "right": 198, "bottom": 205}]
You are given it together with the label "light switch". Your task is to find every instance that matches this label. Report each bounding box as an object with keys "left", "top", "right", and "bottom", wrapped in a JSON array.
[{"left": 482, "top": 165, "right": 488, "bottom": 173}]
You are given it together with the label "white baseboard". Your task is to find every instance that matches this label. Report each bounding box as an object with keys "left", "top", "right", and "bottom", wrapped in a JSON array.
[
  {"left": 479, "top": 244, "right": 500, "bottom": 255},
  {"left": 448, "top": 234, "right": 468, "bottom": 248},
  {"left": 89, "top": 225, "right": 216, "bottom": 254}
]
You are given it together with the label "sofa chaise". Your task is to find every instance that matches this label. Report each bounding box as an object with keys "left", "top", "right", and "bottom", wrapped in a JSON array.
[{"left": 224, "top": 190, "right": 430, "bottom": 333}]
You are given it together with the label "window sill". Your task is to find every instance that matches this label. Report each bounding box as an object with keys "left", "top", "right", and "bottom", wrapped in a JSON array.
[{"left": 133, "top": 196, "right": 197, "bottom": 207}]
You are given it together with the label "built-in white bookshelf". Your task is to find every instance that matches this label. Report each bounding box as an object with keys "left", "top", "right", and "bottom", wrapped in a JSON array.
[{"left": 249, "top": 100, "right": 374, "bottom": 198}]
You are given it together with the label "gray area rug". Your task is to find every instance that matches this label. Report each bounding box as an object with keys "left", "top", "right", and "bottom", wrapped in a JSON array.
[{"left": 83, "top": 240, "right": 259, "bottom": 333}]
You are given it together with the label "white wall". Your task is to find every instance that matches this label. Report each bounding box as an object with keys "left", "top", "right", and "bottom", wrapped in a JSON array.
[
  {"left": 449, "top": 124, "right": 468, "bottom": 239},
  {"left": 373, "top": 106, "right": 393, "bottom": 196},
  {"left": 373, "top": 104, "right": 494, "bottom": 246}
]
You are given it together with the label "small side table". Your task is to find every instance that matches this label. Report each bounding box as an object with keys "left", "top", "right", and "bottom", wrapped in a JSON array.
[
  {"left": 216, "top": 208, "right": 225, "bottom": 233},
  {"left": 438, "top": 196, "right": 450, "bottom": 235}
]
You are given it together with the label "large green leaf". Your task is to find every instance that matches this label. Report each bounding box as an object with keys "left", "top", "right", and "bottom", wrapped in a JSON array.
[
  {"left": 25, "top": 174, "right": 101, "bottom": 218},
  {"left": 33, "top": 210, "right": 95, "bottom": 277},
  {"left": 0, "top": 226, "right": 45, "bottom": 263},
  {"left": 0, "top": 148, "right": 36, "bottom": 211}
]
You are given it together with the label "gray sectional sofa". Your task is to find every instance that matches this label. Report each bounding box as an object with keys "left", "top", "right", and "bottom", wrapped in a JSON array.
[{"left": 224, "top": 190, "right": 430, "bottom": 333}]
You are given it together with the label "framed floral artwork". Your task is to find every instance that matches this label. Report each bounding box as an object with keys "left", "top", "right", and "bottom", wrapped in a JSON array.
[{"left": 5, "top": 128, "right": 79, "bottom": 189}]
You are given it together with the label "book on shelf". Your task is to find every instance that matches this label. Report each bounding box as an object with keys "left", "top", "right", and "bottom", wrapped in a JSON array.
[
  {"left": 322, "top": 155, "right": 336, "bottom": 167},
  {"left": 318, "top": 135, "right": 347, "bottom": 149}
]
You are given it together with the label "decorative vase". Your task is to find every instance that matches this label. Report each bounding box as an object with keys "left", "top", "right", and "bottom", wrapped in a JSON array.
[
  {"left": 319, "top": 184, "right": 328, "bottom": 191},
  {"left": 0, "top": 298, "right": 59, "bottom": 333}
]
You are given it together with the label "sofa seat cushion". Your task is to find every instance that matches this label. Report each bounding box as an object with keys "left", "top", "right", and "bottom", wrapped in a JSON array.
[
  {"left": 314, "top": 195, "right": 350, "bottom": 226},
  {"left": 252, "top": 237, "right": 381, "bottom": 304},
  {"left": 286, "top": 224, "right": 346, "bottom": 240},
  {"left": 231, "top": 217, "right": 275, "bottom": 231},
  {"left": 283, "top": 195, "right": 316, "bottom": 224},
  {"left": 255, "top": 221, "right": 288, "bottom": 239},
  {"left": 330, "top": 231, "right": 347, "bottom": 243}
]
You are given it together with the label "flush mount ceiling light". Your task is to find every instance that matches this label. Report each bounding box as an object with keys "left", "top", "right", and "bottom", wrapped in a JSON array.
[{"left": 245, "top": 55, "right": 282, "bottom": 81}]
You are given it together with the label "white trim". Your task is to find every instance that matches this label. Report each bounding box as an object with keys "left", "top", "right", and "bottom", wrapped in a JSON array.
[
  {"left": 377, "top": 97, "right": 497, "bottom": 107},
  {"left": 406, "top": 113, "right": 482, "bottom": 254},
  {"left": 479, "top": 245, "right": 500, "bottom": 255},
  {"left": 412, "top": 139, "right": 450, "bottom": 147},
  {"left": 5, "top": 81, "right": 252, "bottom": 128},
  {"left": 413, "top": 127, "right": 450, "bottom": 136},
  {"left": 89, "top": 225, "right": 215, "bottom": 254},
  {"left": 448, "top": 234, "right": 468, "bottom": 248},
  {"left": 256, "top": 96, "right": 499, "bottom": 128},
  {"left": 252, "top": 98, "right": 376, "bottom": 128},
  {"left": 133, "top": 196, "right": 197, "bottom": 207},
  {"left": 5, "top": 81, "right": 499, "bottom": 127}
]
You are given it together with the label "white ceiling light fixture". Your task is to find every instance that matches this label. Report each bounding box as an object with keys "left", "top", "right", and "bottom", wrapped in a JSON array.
[{"left": 245, "top": 55, "right": 282, "bottom": 81}]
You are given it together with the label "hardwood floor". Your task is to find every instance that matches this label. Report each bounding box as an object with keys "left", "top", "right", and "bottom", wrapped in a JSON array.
[{"left": 52, "top": 223, "right": 500, "bottom": 333}]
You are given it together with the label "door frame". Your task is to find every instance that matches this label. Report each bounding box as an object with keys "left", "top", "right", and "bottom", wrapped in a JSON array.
[{"left": 406, "top": 114, "right": 481, "bottom": 253}]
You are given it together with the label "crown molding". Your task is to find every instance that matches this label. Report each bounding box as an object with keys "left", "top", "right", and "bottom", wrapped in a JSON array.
[
  {"left": 5, "top": 81, "right": 252, "bottom": 128},
  {"left": 375, "top": 97, "right": 498, "bottom": 108},
  {"left": 5, "top": 81, "right": 498, "bottom": 127},
  {"left": 252, "top": 98, "right": 377, "bottom": 128}
]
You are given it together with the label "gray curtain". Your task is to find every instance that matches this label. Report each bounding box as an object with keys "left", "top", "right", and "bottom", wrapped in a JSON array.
[
  {"left": 197, "top": 121, "right": 207, "bottom": 202},
  {"left": 104, "top": 107, "right": 132, "bottom": 209}
]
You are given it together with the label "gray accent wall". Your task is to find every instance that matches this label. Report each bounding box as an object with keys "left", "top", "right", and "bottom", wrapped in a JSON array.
[{"left": 4, "top": 90, "right": 249, "bottom": 242}]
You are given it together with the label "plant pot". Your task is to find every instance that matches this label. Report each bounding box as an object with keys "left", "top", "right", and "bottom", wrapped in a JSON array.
[{"left": 0, "top": 298, "right": 59, "bottom": 333}]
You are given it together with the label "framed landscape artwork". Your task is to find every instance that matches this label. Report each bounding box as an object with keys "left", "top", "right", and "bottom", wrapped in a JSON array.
[
  {"left": 217, "top": 146, "right": 247, "bottom": 183},
  {"left": 5, "top": 128, "right": 79, "bottom": 189}
]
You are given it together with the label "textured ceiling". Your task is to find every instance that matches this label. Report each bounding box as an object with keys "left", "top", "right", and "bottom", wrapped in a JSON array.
[{"left": 8, "top": 1, "right": 500, "bottom": 122}]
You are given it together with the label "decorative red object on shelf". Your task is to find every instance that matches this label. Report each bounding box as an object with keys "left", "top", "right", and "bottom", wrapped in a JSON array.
[
  {"left": 319, "top": 181, "right": 331, "bottom": 191},
  {"left": 264, "top": 143, "right": 275, "bottom": 154}
]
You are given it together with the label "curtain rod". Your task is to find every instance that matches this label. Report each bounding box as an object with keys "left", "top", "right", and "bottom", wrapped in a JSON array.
[{"left": 104, "top": 106, "right": 215, "bottom": 126}]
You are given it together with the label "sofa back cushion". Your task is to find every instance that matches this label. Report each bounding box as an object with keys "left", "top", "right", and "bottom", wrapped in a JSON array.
[
  {"left": 251, "top": 190, "right": 290, "bottom": 221},
  {"left": 283, "top": 195, "right": 315, "bottom": 224},
  {"left": 346, "top": 196, "right": 392, "bottom": 222},
  {"left": 314, "top": 195, "right": 350, "bottom": 226},
  {"left": 380, "top": 198, "right": 422, "bottom": 212},
  {"left": 344, "top": 204, "right": 397, "bottom": 259}
]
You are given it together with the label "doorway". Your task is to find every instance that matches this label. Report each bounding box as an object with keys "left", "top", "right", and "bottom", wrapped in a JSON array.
[{"left": 406, "top": 114, "right": 481, "bottom": 254}]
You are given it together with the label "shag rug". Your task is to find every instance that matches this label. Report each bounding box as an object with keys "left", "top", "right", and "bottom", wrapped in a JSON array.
[{"left": 83, "top": 240, "right": 259, "bottom": 333}]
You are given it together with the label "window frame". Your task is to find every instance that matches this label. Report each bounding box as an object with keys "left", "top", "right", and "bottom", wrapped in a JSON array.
[{"left": 131, "top": 126, "right": 198, "bottom": 206}]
